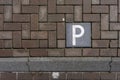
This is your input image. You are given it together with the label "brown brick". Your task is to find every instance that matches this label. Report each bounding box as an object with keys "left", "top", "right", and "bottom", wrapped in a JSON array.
[
  {"left": 110, "top": 40, "right": 118, "bottom": 48},
  {"left": 57, "top": 0, "right": 64, "bottom": 4},
  {"left": 100, "top": 72, "right": 116, "bottom": 80},
  {"left": 83, "top": 0, "right": 91, "bottom": 13},
  {"left": 83, "top": 14, "right": 100, "bottom": 22},
  {"left": 39, "top": 23, "right": 56, "bottom": 30},
  {"left": 30, "top": 0, "right": 47, "bottom": 5},
  {"left": 1, "top": 73, "right": 16, "bottom": 80},
  {"left": 83, "top": 49, "right": 99, "bottom": 57},
  {"left": 48, "top": 31, "right": 56, "bottom": 48},
  {"left": 48, "top": 14, "right": 65, "bottom": 22},
  {"left": 57, "top": 23, "right": 65, "bottom": 39},
  {"left": 101, "top": 14, "right": 109, "bottom": 30},
  {"left": 83, "top": 72, "right": 100, "bottom": 80},
  {"left": 0, "top": 31, "right": 12, "bottom": 39},
  {"left": 119, "top": 32, "right": 120, "bottom": 48},
  {"left": 4, "top": 40, "right": 12, "bottom": 48},
  {"left": 57, "top": 6, "right": 73, "bottom": 13},
  {"left": 13, "top": 0, "right": 21, "bottom": 13},
  {"left": 65, "top": 49, "right": 82, "bottom": 57},
  {"left": 34, "top": 72, "right": 50, "bottom": 80},
  {"left": 31, "top": 31, "right": 48, "bottom": 39},
  {"left": 22, "top": 6, "right": 39, "bottom": 13},
  {"left": 74, "top": 6, "right": 82, "bottom": 21},
  {"left": 0, "top": 40, "right": 4, "bottom": 48},
  {"left": 31, "top": 14, "right": 39, "bottom": 30},
  {"left": 65, "top": 0, "right": 82, "bottom": 5},
  {"left": 0, "top": 6, "right": 3, "bottom": 13},
  {"left": 40, "top": 40, "right": 48, "bottom": 48},
  {"left": 67, "top": 72, "right": 82, "bottom": 80},
  {"left": 101, "top": 0, "right": 117, "bottom": 4},
  {"left": 48, "top": 0, "right": 56, "bottom": 13},
  {"left": 92, "top": 40, "right": 109, "bottom": 48},
  {"left": 4, "top": 6, "right": 12, "bottom": 21},
  {"left": 66, "top": 14, "right": 73, "bottom": 22},
  {"left": 13, "top": 14, "right": 30, "bottom": 22},
  {"left": 100, "top": 49, "right": 117, "bottom": 57},
  {"left": 13, "top": 31, "right": 21, "bottom": 48},
  {"left": 110, "top": 23, "right": 120, "bottom": 30},
  {"left": 4, "top": 23, "right": 21, "bottom": 31},
  {"left": 110, "top": 6, "right": 118, "bottom": 21},
  {"left": 92, "top": 23, "right": 100, "bottom": 39},
  {"left": 92, "top": 6, "right": 109, "bottom": 13},
  {"left": 18, "top": 73, "right": 32, "bottom": 80},
  {"left": 101, "top": 31, "right": 118, "bottom": 39},
  {"left": 92, "top": 0, "right": 99, "bottom": 4},
  {"left": 0, "top": 14, "right": 3, "bottom": 30},
  {"left": 13, "top": 49, "right": 29, "bottom": 57},
  {"left": 22, "top": 23, "right": 30, "bottom": 39},
  {"left": 30, "top": 49, "right": 48, "bottom": 57},
  {"left": 22, "top": 40, "right": 39, "bottom": 48},
  {"left": 21, "top": 0, "right": 29, "bottom": 5},
  {"left": 48, "top": 49, "right": 64, "bottom": 56},
  {"left": 0, "top": 49, "right": 13, "bottom": 57},
  {"left": 39, "top": 6, "right": 47, "bottom": 21},
  {"left": 119, "top": 15, "right": 120, "bottom": 23},
  {"left": 118, "top": 49, "right": 120, "bottom": 56},
  {"left": 0, "top": 0, "right": 12, "bottom": 4},
  {"left": 117, "top": 72, "right": 120, "bottom": 80},
  {"left": 58, "top": 40, "right": 65, "bottom": 48}
]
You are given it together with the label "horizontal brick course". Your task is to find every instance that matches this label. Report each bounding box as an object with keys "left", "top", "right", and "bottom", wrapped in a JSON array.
[
  {"left": 48, "top": 14, "right": 65, "bottom": 22},
  {"left": 92, "top": 6, "right": 109, "bottom": 13},
  {"left": 83, "top": 14, "right": 100, "bottom": 22},
  {"left": 22, "top": 6, "right": 39, "bottom": 13},
  {"left": 13, "top": 14, "right": 30, "bottom": 22},
  {"left": 101, "top": 31, "right": 118, "bottom": 39},
  {"left": 65, "top": 0, "right": 82, "bottom": 5},
  {"left": 57, "top": 6, "right": 73, "bottom": 13},
  {"left": 4, "top": 23, "right": 21, "bottom": 31},
  {"left": 0, "top": 72, "right": 120, "bottom": 80},
  {"left": 39, "top": 23, "right": 56, "bottom": 30}
]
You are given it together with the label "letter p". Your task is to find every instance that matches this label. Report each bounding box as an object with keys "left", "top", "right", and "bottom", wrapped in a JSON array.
[{"left": 72, "top": 25, "right": 85, "bottom": 46}]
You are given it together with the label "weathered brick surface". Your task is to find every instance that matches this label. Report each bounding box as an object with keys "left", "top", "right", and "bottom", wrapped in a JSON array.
[
  {"left": 0, "top": 72, "right": 119, "bottom": 80},
  {"left": 0, "top": 0, "right": 120, "bottom": 78}
]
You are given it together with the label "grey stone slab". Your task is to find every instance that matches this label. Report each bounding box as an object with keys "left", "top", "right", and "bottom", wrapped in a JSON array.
[
  {"left": 0, "top": 58, "right": 28, "bottom": 72},
  {"left": 111, "top": 58, "right": 120, "bottom": 71},
  {"left": 29, "top": 57, "right": 111, "bottom": 71},
  {"left": 66, "top": 23, "right": 91, "bottom": 47},
  {"left": 0, "top": 57, "right": 112, "bottom": 72}
]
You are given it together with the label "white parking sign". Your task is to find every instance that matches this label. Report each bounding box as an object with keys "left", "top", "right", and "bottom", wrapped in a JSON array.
[{"left": 66, "top": 23, "right": 91, "bottom": 47}]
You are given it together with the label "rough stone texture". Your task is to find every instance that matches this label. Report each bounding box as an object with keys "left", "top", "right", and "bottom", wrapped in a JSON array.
[
  {"left": 111, "top": 58, "right": 120, "bottom": 71},
  {"left": 29, "top": 57, "right": 111, "bottom": 71},
  {"left": 0, "top": 58, "right": 28, "bottom": 71},
  {"left": 0, "top": 57, "right": 112, "bottom": 72}
]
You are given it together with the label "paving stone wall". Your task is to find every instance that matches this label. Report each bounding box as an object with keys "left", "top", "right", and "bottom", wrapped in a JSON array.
[
  {"left": 0, "top": 0, "right": 120, "bottom": 79},
  {"left": 0, "top": 0, "right": 119, "bottom": 57}
]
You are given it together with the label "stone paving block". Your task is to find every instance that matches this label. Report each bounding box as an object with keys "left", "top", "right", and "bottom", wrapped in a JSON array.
[
  {"left": 0, "top": 58, "right": 28, "bottom": 71},
  {"left": 111, "top": 58, "right": 120, "bottom": 71},
  {"left": 29, "top": 57, "right": 111, "bottom": 71}
]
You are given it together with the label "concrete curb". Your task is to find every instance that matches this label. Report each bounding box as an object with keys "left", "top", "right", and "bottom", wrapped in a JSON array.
[{"left": 0, "top": 57, "right": 113, "bottom": 72}]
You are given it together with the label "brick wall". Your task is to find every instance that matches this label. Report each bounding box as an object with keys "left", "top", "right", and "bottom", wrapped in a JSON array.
[{"left": 0, "top": 0, "right": 120, "bottom": 79}]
